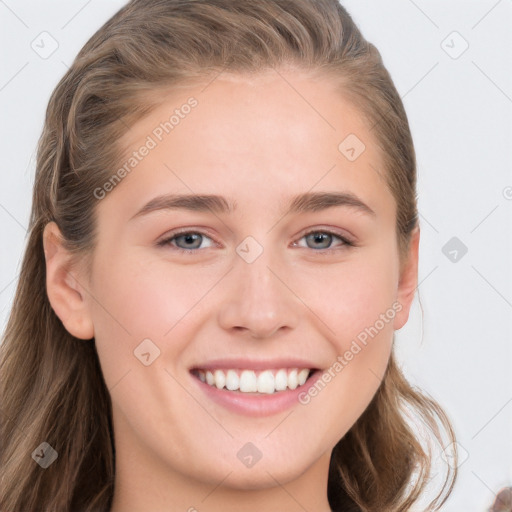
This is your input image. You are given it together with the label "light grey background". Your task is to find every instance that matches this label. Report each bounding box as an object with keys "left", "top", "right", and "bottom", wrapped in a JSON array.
[{"left": 1, "top": 1, "right": 511, "bottom": 510}]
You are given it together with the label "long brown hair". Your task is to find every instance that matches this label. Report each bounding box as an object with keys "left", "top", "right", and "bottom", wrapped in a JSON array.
[{"left": 0, "top": 1, "right": 457, "bottom": 510}]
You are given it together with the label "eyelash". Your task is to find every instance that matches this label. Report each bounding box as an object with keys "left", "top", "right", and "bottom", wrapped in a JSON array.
[{"left": 157, "top": 228, "right": 355, "bottom": 256}]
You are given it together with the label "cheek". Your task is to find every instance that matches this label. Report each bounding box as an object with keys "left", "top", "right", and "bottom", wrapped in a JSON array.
[
  {"left": 88, "top": 250, "right": 222, "bottom": 385},
  {"left": 294, "top": 255, "right": 399, "bottom": 435},
  {"left": 96, "top": 258, "right": 209, "bottom": 330},
  {"left": 297, "top": 249, "right": 399, "bottom": 346}
]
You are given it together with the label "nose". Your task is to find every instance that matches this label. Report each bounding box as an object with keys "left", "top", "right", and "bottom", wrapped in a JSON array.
[{"left": 217, "top": 248, "right": 301, "bottom": 339}]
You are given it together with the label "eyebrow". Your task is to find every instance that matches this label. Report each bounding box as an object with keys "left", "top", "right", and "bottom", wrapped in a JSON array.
[{"left": 130, "top": 191, "right": 376, "bottom": 220}]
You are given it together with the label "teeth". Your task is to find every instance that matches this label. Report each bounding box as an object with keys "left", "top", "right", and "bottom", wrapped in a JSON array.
[
  {"left": 225, "top": 370, "right": 239, "bottom": 391},
  {"left": 275, "top": 369, "right": 288, "bottom": 391},
  {"left": 288, "top": 369, "right": 298, "bottom": 390},
  {"left": 214, "top": 369, "right": 225, "bottom": 390},
  {"left": 196, "top": 368, "right": 313, "bottom": 394},
  {"left": 257, "top": 370, "right": 275, "bottom": 394},
  {"left": 239, "top": 370, "right": 258, "bottom": 392},
  {"left": 298, "top": 368, "right": 309, "bottom": 386}
]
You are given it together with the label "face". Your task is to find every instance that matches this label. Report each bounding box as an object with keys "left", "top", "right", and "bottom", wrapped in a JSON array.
[{"left": 47, "top": 69, "right": 418, "bottom": 501}]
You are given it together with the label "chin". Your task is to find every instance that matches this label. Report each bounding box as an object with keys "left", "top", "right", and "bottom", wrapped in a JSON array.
[{"left": 220, "top": 465, "right": 305, "bottom": 490}]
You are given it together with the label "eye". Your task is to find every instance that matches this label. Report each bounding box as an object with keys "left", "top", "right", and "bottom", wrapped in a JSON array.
[
  {"left": 157, "top": 230, "right": 216, "bottom": 253},
  {"left": 157, "top": 227, "right": 355, "bottom": 255},
  {"left": 293, "top": 229, "right": 354, "bottom": 253}
]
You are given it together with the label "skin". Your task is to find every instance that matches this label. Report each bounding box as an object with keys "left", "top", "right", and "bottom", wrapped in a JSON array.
[{"left": 43, "top": 69, "right": 419, "bottom": 512}]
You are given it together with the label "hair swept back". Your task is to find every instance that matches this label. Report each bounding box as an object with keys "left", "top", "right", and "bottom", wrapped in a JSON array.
[{"left": 0, "top": 0, "right": 457, "bottom": 510}]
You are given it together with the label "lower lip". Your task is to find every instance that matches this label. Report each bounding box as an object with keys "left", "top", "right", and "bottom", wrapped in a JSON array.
[{"left": 190, "top": 370, "right": 323, "bottom": 417}]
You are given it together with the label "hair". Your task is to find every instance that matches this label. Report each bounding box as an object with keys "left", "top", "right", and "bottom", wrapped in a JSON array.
[{"left": 0, "top": 0, "right": 458, "bottom": 510}]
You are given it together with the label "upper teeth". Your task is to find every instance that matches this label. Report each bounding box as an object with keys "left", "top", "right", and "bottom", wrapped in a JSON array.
[{"left": 196, "top": 368, "right": 311, "bottom": 394}]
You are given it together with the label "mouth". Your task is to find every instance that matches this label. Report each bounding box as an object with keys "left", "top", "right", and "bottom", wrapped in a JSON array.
[{"left": 189, "top": 367, "right": 319, "bottom": 395}]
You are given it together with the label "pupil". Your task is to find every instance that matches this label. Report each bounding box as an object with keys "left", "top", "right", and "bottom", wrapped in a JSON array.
[
  {"left": 182, "top": 234, "right": 200, "bottom": 248},
  {"left": 310, "top": 232, "right": 330, "bottom": 248}
]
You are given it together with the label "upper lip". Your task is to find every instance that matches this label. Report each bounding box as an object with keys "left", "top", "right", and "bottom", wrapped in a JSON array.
[{"left": 189, "top": 358, "right": 321, "bottom": 372}]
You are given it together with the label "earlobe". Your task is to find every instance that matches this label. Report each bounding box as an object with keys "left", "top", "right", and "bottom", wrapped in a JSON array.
[
  {"left": 393, "top": 226, "right": 420, "bottom": 331},
  {"left": 43, "top": 222, "right": 94, "bottom": 340}
]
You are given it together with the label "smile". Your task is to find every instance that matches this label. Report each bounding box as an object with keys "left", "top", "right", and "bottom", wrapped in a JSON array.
[
  {"left": 189, "top": 359, "right": 323, "bottom": 416},
  {"left": 191, "top": 368, "right": 313, "bottom": 394}
]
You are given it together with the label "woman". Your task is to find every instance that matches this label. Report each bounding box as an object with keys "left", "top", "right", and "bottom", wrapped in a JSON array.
[{"left": 0, "top": 1, "right": 458, "bottom": 510}]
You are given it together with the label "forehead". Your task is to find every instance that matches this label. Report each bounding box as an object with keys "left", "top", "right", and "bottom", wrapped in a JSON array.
[
  {"left": 120, "top": 69, "right": 375, "bottom": 162},
  {"left": 105, "top": 70, "right": 393, "bottom": 221}
]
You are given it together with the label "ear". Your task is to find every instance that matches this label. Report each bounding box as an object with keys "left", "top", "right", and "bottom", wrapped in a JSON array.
[
  {"left": 43, "top": 222, "right": 94, "bottom": 340},
  {"left": 393, "top": 226, "right": 420, "bottom": 330}
]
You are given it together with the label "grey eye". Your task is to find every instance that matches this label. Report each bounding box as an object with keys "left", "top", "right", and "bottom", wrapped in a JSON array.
[
  {"left": 304, "top": 232, "right": 334, "bottom": 249},
  {"left": 174, "top": 233, "right": 204, "bottom": 249}
]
